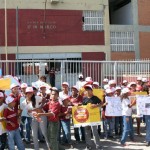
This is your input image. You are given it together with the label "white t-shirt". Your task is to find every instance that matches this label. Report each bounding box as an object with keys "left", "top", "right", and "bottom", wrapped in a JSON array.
[
  {"left": 76, "top": 81, "right": 83, "bottom": 90},
  {"left": 20, "top": 96, "right": 42, "bottom": 117},
  {"left": 122, "top": 98, "right": 132, "bottom": 116},
  {"left": 0, "top": 103, "right": 7, "bottom": 135},
  {"left": 59, "top": 91, "right": 70, "bottom": 105}
]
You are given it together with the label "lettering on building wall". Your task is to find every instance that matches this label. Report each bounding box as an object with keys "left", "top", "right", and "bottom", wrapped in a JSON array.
[{"left": 27, "top": 21, "right": 56, "bottom": 31}]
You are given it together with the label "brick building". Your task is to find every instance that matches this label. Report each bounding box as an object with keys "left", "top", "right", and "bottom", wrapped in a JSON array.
[{"left": 0, "top": 0, "right": 150, "bottom": 61}]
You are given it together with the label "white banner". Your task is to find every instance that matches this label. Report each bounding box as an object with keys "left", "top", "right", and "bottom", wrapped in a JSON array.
[
  {"left": 137, "top": 96, "right": 150, "bottom": 115},
  {"left": 105, "top": 97, "right": 122, "bottom": 116}
]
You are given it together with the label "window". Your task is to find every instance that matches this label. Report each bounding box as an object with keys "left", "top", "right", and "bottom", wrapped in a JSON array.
[
  {"left": 83, "top": 11, "right": 104, "bottom": 31},
  {"left": 110, "top": 31, "right": 135, "bottom": 52}
]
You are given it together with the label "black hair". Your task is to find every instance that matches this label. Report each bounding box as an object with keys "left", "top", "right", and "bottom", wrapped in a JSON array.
[
  {"left": 51, "top": 89, "right": 59, "bottom": 95},
  {"left": 31, "top": 94, "right": 36, "bottom": 108}
]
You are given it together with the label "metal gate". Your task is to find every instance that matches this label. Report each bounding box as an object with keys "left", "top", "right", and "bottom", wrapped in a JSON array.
[{"left": 0, "top": 60, "right": 150, "bottom": 89}]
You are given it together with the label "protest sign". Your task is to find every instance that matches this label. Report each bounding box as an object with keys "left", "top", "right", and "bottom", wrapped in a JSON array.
[
  {"left": 0, "top": 78, "right": 11, "bottom": 90},
  {"left": 72, "top": 104, "right": 101, "bottom": 127},
  {"left": 137, "top": 96, "right": 150, "bottom": 115},
  {"left": 129, "top": 92, "right": 148, "bottom": 117},
  {"left": 93, "top": 89, "right": 104, "bottom": 101},
  {"left": 105, "top": 97, "right": 122, "bottom": 116}
]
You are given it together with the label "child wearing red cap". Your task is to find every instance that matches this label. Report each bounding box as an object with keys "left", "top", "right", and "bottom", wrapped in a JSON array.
[{"left": 3, "top": 96, "right": 25, "bottom": 150}]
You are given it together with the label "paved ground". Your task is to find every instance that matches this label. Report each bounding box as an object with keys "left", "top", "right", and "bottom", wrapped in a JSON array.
[{"left": 22, "top": 122, "right": 149, "bottom": 150}]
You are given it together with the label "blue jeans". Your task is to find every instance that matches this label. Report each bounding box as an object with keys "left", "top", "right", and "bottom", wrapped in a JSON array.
[
  {"left": 145, "top": 115, "right": 150, "bottom": 142},
  {"left": 103, "top": 118, "right": 115, "bottom": 138},
  {"left": 7, "top": 128, "right": 25, "bottom": 150},
  {"left": 121, "top": 116, "right": 134, "bottom": 144},
  {"left": 61, "top": 120, "right": 71, "bottom": 143},
  {"left": 115, "top": 116, "right": 123, "bottom": 135},
  {"left": 20, "top": 116, "right": 32, "bottom": 141}
]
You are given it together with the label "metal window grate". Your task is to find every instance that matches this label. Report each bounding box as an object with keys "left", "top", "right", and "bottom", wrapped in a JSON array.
[
  {"left": 110, "top": 31, "right": 135, "bottom": 52},
  {"left": 83, "top": 11, "right": 104, "bottom": 31}
]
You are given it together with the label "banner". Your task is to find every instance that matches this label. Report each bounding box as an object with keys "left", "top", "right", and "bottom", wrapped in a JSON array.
[
  {"left": 0, "top": 78, "right": 11, "bottom": 90},
  {"left": 137, "top": 96, "right": 150, "bottom": 115},
  {"left": 72, "top": 104, "right": 101, "bottom": 127},
  {"left": 105, "top": 97, "right": 122, "bottom": 116}
]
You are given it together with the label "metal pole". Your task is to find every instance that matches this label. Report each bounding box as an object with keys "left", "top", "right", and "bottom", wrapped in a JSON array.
[{"left": 5, "top": 0, "right": 8, "bottom": 74}]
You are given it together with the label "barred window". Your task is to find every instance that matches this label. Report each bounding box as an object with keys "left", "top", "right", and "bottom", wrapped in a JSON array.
[
  {"left": 110, "top": 31, "right": 135, "bottom": 52},
  {"left": 83, "top": 11, "right": 103, "bottom": 31}
]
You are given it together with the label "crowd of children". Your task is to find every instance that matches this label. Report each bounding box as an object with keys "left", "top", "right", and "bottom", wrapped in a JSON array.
[{"left": 0, "top": 74, "right": 150, "bottom": 150}]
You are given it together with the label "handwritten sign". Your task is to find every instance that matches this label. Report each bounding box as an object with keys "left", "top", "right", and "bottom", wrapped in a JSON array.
[
  {"left": 137, "top": 96, "right": 150, "bottom": 116},
  {"left": 105, "top": 97, "right": 122, "bottom": 116}
]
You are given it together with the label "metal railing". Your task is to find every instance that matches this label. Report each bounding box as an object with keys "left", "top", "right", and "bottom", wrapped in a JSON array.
[{"left": 0, "top": 59, "right": 150, "bottom": 89}]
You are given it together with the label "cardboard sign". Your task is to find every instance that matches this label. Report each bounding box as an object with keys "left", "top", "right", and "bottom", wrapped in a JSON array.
[
  {"left": 72, "top": 104, "right": 101, "bottom": 127},
  {"left": 93, "top": 89, "right": 104, "bottom": 101},
  {"left": 105, "top": 97, "right": 122, "bottom": 116},
  {"left": 137, "top": 96, "right": 150, "bottom": 116},
  {"left": 0, "top": 78, "right": 11, "bottom": 90},
  {"left": 129, "top": 92, "right": 148, "bottom": 117}
]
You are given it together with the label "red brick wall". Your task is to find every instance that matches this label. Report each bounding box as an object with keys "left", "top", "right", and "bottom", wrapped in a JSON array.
[
  {"left": 139, "top": 32, "right": 150, "bottom": 59},
  {"left": 111, "top": 52, "right": 135, "bottom": 60},
  {"left": 0, "top": 9, "right": 104, "bottom": 46},
  {"left": 138, "top": 0, "right": 150, "bottom": 25}
]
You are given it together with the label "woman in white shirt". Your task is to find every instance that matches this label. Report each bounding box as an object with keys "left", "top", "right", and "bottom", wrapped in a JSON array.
[
  {"left": 120, "top": 88, "right": 136, "bottom": 146},
  {"left": 20, "top": 87, "right": 50, "bottom": 150}
]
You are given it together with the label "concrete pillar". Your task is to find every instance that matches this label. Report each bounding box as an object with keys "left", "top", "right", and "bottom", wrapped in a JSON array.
[{"left": 131, "top": 0, "right": 140, "bottom": 59}]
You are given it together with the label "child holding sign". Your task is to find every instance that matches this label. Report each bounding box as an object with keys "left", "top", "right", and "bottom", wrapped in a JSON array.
[{"left": 120, "top": 88, "right": 136, "bottom": 146}]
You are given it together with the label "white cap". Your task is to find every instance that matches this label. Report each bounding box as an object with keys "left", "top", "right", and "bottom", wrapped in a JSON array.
[
  {"left": 21, "top": 83, "right": 28, "bottom": 89},
  {"left": 84, "top": 84, "right": 93, "bottom": 90},
  {"left": 85, "top": 77, "right": 93, "bottom": 83},
  {"left": 123, "top": 80, "right": 128, "bottom": 83},
  {"left": 115, "top": 86, "right": 121, "bottom": 90},
  {"left": 105, "top": 88, "right": 114, "bottom": 94},
  {"left": 0, "top": 92, "right": 4, "bottom": 97},
  {"left": 51, "top": 87, "right": 58, "bottom": 91},
  {"left": 10, "top": 83, "right": 19, "bottom": 90},
  {"left": 142, "top": 78, "right": 148, "bottom": 83},
  {"left": 130, "top": 82, "right": 136, "bottom": 86},
  {"left": 62, "top": 82, "right": 69, "bottom": 87},
  {"left": 25, "top": 87, "right": 34, "bottom": 93},
  {"left": 122, "top": 88, "right": 130, "bottom": 94},
  {"left": 5, "top": 96, "right": 15, "bottom": 104},
  {"left": 93, "top": 82, "right": 99, "bottom": 87},
  {"left": 71, "top": 85, "right": 79, "bottom": 91},
  {"left": 39, "top": 83, "right": 47, "bottom": 89},
  {"left": 137, "top": 77, "right": 142, "bottom": 81},
  {"left": 62, "top": 95, "right": 69, "bottom": 101},
  {"left": 104, "top": 84, "right": 109, "bottom": 90},
  {"left": 78, "top": 74, "right": 83, "bottom": 78},
  {"left": 103, "top": 78, "right": 109, "bottom": 83},
  {"left": 108, "top": 80, "right": 116, "bottom": 85}
]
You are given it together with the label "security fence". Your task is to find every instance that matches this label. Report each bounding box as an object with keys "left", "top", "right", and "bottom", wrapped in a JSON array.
[{"left": 0, "top": 59, "right": 150, "bottom": 89}]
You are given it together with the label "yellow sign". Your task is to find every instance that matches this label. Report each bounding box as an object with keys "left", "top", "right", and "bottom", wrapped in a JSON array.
[
  {"left": 72, "top": 104, "right": 101, "bottom": 127},
  {"left": 134, "top": 92, "right": 148, "bottom": 96},
  {"left": 93, "top": 89, "right": 104, "bottom": 101},
  {"left": 79, "top": 88, "right": 104, "bottom": 101},
  {"left": 0, "top": 78, "right": 11, "bottom": 90}
]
